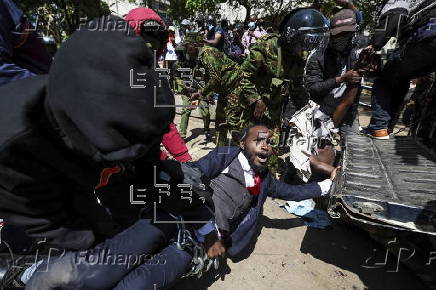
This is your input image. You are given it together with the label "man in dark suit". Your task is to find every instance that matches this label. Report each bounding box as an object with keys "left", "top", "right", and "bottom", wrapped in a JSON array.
[{"left": 195, "top": 124, "right": 338, "bottom": 259}]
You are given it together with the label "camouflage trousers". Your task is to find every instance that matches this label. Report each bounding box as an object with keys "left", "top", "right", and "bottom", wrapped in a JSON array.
[
  {"left": 179, "top": 95, "right": 210, "bottom": 138},
  {"left": 215, "top": 93, "right": 246, "bottom": 147}
]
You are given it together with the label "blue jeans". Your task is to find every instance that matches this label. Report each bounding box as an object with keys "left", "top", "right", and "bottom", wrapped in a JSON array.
[
  {"left": 25, "top": 219, "right": 192, "bottom": 290},
  {"left": 369, "top": 38, "right": 436, "bottom": 130}
]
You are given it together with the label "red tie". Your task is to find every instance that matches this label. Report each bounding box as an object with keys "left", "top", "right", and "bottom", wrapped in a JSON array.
[
  {"left": 95, "top": 166, "right": 121, "bottom": 190},
  {"left": 246, "top": 173, "right": 261, "bottom": 196}
]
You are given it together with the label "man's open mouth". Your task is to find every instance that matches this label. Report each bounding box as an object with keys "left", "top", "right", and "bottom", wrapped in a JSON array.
[{"left": 256, "top": 152, "right": 269, "bottom": 163}]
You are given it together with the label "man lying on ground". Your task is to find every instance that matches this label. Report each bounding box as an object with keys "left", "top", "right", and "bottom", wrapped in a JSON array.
[{"left": 193, "top": 124, "right": 339, "bottom": 259}]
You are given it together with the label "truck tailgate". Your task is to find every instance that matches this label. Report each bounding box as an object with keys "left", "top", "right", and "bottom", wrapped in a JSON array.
[{"left": 329, "top": 133, "right": 436, "bottom": 235}]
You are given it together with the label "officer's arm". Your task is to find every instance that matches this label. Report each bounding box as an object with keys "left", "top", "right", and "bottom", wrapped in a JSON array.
[
  {"left": 198, "top": 50, "right": 221, "bottom": 97},
  {"left": 238, "top": 47, "right": 265, "bottom": 105},
  {"left": 304, "top": 51, "right": 338, "bottom": 102}
]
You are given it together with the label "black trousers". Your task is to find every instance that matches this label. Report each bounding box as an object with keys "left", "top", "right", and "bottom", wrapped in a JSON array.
[
  {"left": 26, "top": 219, "right": 191, "bottom": 290},
  {"left": 369, "top": 38, "right": 436, "bottom": 130}
]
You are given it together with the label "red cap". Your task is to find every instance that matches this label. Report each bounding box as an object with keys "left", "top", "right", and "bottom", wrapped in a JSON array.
[{"left": 125, "top": 8, "right": 166, "bottom": 36}]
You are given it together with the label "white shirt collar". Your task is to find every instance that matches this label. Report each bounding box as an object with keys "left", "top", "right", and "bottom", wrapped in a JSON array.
[
  {"left": 238, "top": 152, "right": 253, "bottom": 173},
  {"left": 221, "top": 152, "right": 255, "bottom": 187}
]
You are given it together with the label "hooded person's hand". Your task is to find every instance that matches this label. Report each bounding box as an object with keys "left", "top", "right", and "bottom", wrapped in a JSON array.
[
  {"left": 338, "top": 70, "right": 361, "bottom": 85},
  {"left": 205, "top": 230, "right": 226, "bottom": 258},
  {"left": 363, "top": 45, "right": 376, "bottom": 55}
]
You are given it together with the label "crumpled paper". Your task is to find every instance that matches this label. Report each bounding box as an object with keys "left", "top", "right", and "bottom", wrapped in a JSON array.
[{"left": 287, "top": 100, "right": 337, "bottom": 182}]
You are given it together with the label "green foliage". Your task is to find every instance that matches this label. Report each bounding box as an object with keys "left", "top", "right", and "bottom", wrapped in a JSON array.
[
  {"left": 354, "top": 0, "right": 385, "bottom": 31},
  {"left": 18, "top": 0, "right": 110, "bottom": 44},
  {"left": 178, "top": 0, "right": 384, "bottom": 30},
  {"left": 167, "top": 0, "right": 194, "bottom": 22},
  {"left": 186, "top": 0, "right": 219, "bottom": 14}
]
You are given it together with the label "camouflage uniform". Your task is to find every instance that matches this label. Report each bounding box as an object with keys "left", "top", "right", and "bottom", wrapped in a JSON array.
[
  {"left": 197, "top": 45, "right": 245, "bottom": 146},
  {"left": 175, "top": 33, "right": 211, "bottom": 138},
  {"left": 238, "top": 33, "right": 310, "bottom": 174},
  {"left": 176, "top": 78, "right": 210, "bottom": 138}
]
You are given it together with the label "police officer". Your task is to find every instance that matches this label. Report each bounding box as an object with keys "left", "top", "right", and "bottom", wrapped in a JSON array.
[
  {"left": 175, "top": 32, "right": 211, "bottom": 140},
  {"left": 193, "top": 43, "right": 244, "bottom": 146},
  {"left": 236, "top": 8, "right": 330, "bottom": 174}
]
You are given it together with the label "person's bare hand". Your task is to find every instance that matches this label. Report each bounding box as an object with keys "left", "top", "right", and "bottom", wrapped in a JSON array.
[
  {"left": 317, "top": 146, "right": 336, "bottom": 166},
  {"left": 207, "top": 240, "right": 226, "bottom": 258},
  {"left": 190, "top": 91, "right": 201, "bottom": 101},
  {"left": 330, "top": 167, "right": 341, "bottom": 180},
  {"left": 340, "top": 70, "right": 361, "bottom": 85},
  {"left": 254, "top": 99, "right": 267, "bottom": 119},
  {"left": 363, "top": 45, "right": 376, "bottom": 55},
  {"left": 205, "top": 231, "right": 226, "bottom": 258}
]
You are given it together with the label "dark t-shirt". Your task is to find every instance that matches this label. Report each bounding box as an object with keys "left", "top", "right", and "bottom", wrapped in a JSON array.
[{"left": 207, "top": 25, "right": 225, "bottom": 51}]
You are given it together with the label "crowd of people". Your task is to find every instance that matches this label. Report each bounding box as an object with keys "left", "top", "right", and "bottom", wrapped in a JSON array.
[{"left": 0, "top": 0, "right": 435, "bottom": 289}]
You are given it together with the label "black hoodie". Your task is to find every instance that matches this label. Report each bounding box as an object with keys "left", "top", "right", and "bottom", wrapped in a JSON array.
[{"left": 0, "top": 16, "right": 174, "bottom": 250}]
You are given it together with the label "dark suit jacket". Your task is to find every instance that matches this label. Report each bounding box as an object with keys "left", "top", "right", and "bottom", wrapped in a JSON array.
[{"left": 195, "top": 146, "right": 322, "bottom": 257}]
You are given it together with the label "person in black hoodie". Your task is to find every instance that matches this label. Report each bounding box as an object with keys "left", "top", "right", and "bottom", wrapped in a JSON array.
[
  {"left": 0, "top": 15, "right": 207, "bottom": 289},
  {"left": 304, "top": 8, "right": 362, "bottom": 134}
]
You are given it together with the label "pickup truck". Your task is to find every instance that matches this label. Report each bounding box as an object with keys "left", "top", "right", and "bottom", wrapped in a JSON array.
[{"left": 328, "top": 78, "right": 436, "bottom": 285}]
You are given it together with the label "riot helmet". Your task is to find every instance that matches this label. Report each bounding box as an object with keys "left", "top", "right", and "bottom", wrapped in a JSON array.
[{"left": 279, "top": 8, "right": 329, "bottom": 52}]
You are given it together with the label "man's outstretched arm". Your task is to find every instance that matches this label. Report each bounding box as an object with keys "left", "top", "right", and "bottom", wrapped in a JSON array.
[{"left": 268, "top": 168, "right": 339, "bottom": 201}]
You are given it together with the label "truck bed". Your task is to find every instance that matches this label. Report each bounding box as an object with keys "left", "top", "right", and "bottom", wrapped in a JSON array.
[{"left": 329, "top": 133, "right": 436, "bottom": 235}]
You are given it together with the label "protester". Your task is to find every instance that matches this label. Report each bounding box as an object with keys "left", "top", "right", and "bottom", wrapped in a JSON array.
[
  {"left": 241, "top": 21, "right": 265, "bottom": 55},
  {"left": 304, "top": 8, "right": 362, "bottom": 134},
  {"left": 0, "top": 14, "right": 205, "bottom": 289},
  {"left": 165, "top": 26, "right": 177, "bottom": 68},
  {"left": 0, "top": 0, "right": 53, "bottom": 264},
  {"left": 0, "top": 0, "right": 52, "bottom": 86},
  {"left": 204, "top": 16, "right": 225, "bottom": 51},
  {"left": 125, "top": 8, "right": 192, "bottom": 162},
  {"left": 193, "top": 124, "right": 337, "bottom": 258},
  {"left": 226, "top": 22, "right": 245, "bottom": 63}
]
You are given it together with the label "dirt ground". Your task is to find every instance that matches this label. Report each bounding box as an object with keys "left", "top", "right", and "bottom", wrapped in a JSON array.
[{"left": 167, "top": 102, "right": 429, "bottom": 290}]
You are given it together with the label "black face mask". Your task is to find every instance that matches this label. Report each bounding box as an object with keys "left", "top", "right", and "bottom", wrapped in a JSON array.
[{"left": 330, "top": 32, "right": 354, "bottom": 53}]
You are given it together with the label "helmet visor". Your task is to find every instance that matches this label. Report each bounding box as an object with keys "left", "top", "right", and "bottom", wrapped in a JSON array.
[{"left": 300, "top": 31, "right": 329, "bottom": 51}]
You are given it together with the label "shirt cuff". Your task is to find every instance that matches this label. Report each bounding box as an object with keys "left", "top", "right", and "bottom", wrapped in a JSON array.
[
  {"left": 318, "top": 179, "right": 333, "bottom": 196},
  {"left": 194, "top": 221, "right": 216, "bottom": 243}
]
